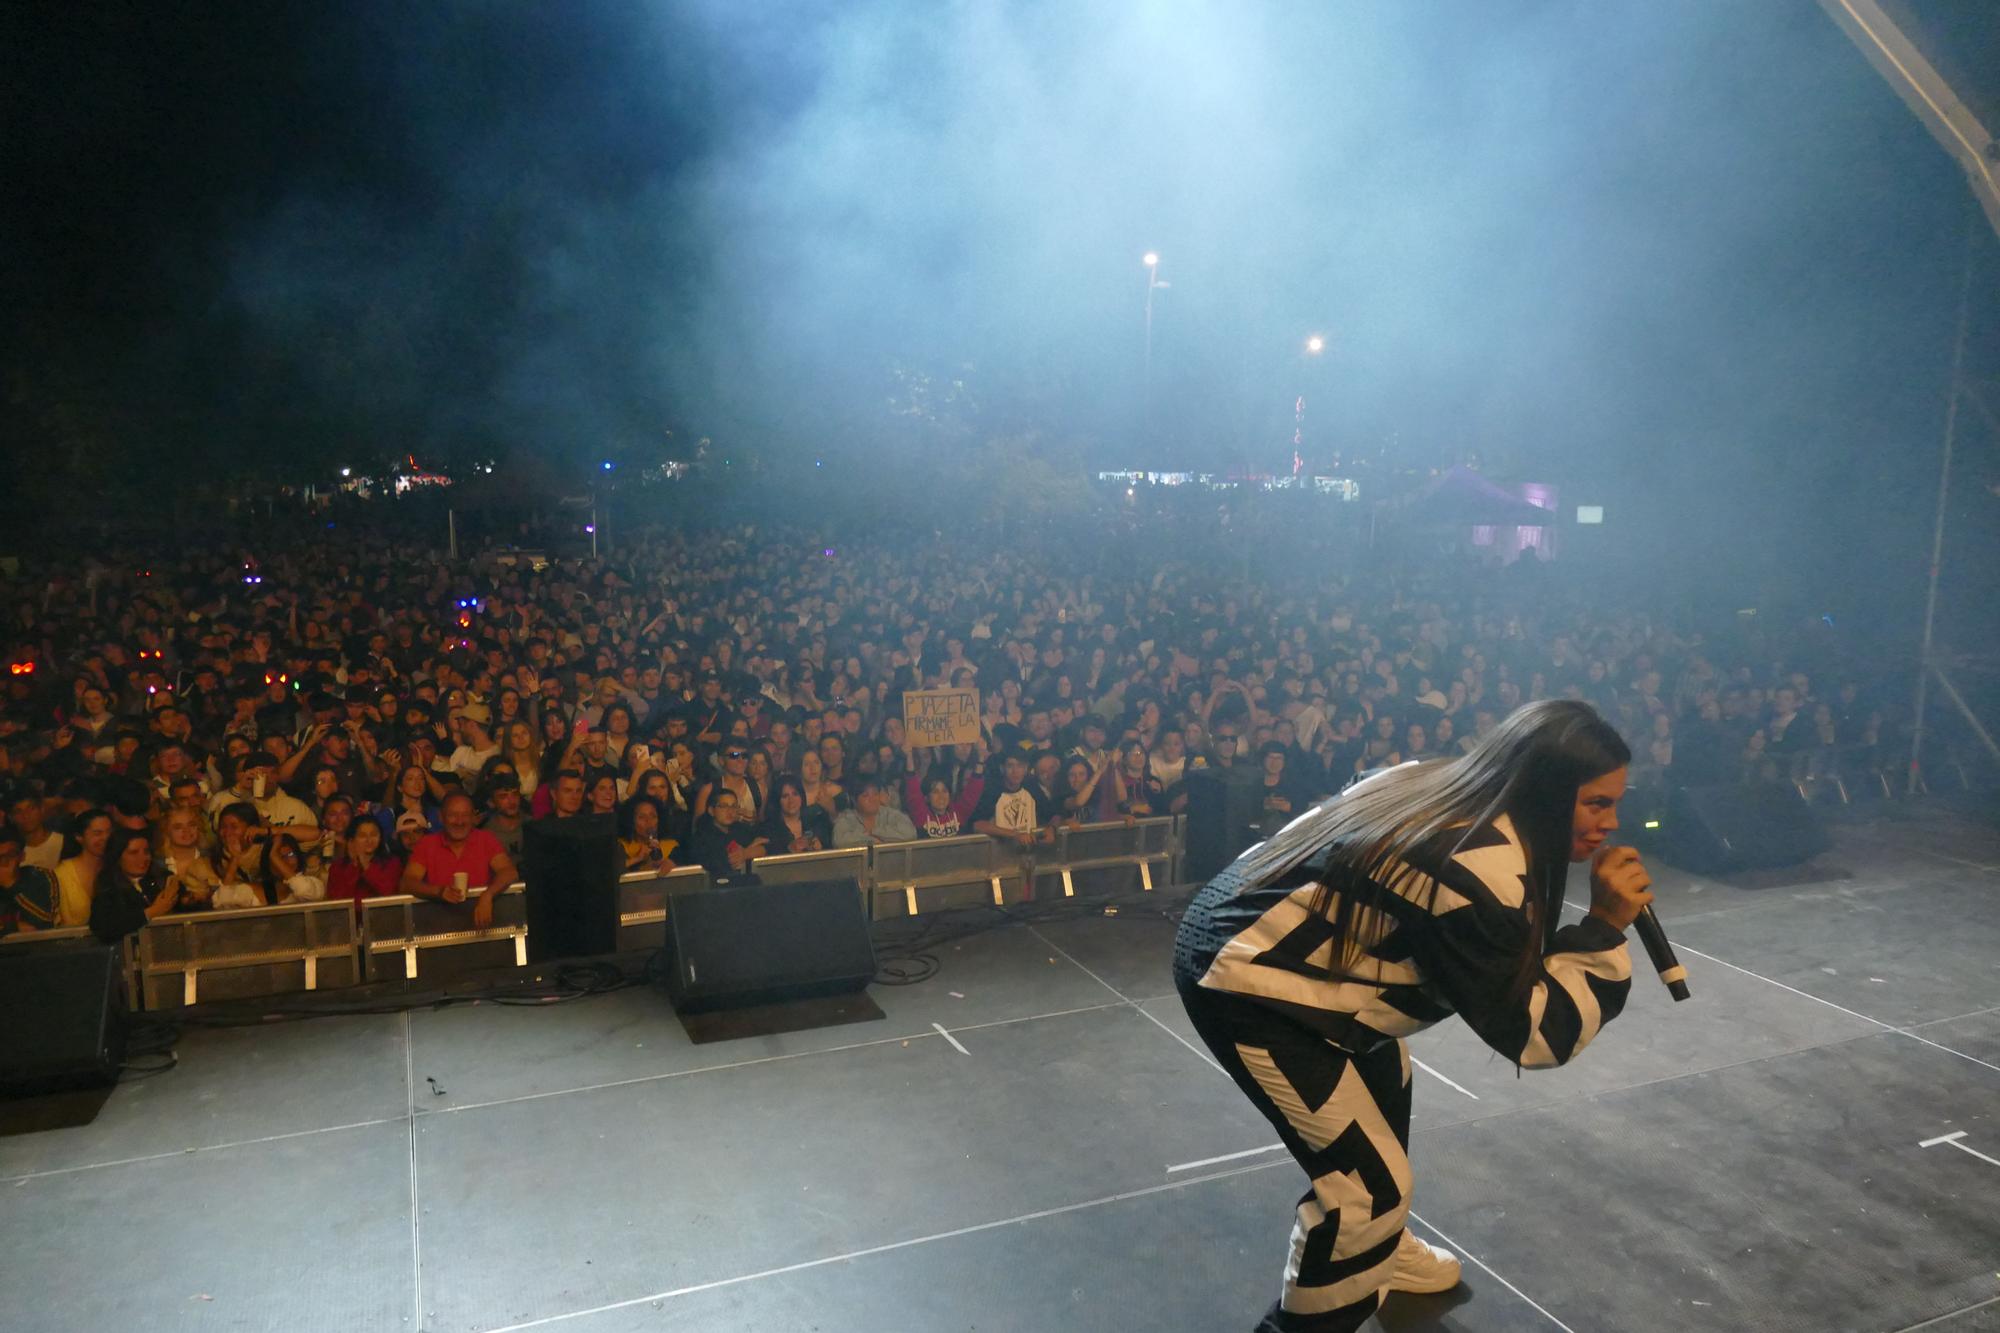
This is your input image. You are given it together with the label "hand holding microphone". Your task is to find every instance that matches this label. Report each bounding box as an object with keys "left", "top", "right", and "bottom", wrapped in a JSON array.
[{"left": 1589, "top": 845, "right": 1690, "bottom": 1001}]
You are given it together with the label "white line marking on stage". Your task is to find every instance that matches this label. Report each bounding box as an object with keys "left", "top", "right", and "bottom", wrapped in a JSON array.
[
  {"left": 1666, "top": 938, "right": 2000, "bottom": 1077},
  {"left": 1555, "top": 893, "right": 1895, "bottom": 1024},
  {"left": 1567, "top": 896, "right": 2000, "bottom": 1078},
  {"left": 1919, "top": 1130, "right": 2000, "bottom": 1168},
  {"left": 423, "top": 1000, "right": 1129, "bottom": 1118},
  {"left": 0, "top": 1116, "right": 405, "bottom": 1185},
  {"left": 404, "top": 1011, "right": 423, "bottom": 1332},
  {"left": 1132, "top": 1002, "right": 1224, "bottom": 1071},
  {"left": 1167, "top": 1143, "right": 1286, "bottom": 1173},
  {"left": 930, "top": 1022, "right": 970, "bottom": 1056},
  {"left": 1670, "top": 943, "right": 1893, "bottom": 1027},
  {"left": 1407, "top": 1211, "right": 1577, "bottom": 1333},
  {"left": 1912, "top": 1003, "right": 2000, "bottom": 1028},
  {"left": 2, "top": 1004, "right": 1150, "bottom": 1186},
  {"left": 949, "top": 1002, "right": 1125, "bottom": 1036},
  {"left": 479, "top": 1158, "right": 1290, "bottom": 1333},
  {"left": 1060, "top": 918, "right": 1573, "bottom": 1333},
  {"left": 1412, "top": 1057, "right": 1480, "bottom": 1100},
  {"left": 1024, "top": 924, "right": 1223, "bottom": 1072},
  {"left": 1889, "top": 1293, "right": 2000, "bottom": 1333},
  {"left": 1136, "top": 1006, "right": 1224, "bottom": 1070},
  {"left": 1913, "top": 848, "right": 2000, "bottom": 874},
  {"left": 1897, "top": 1030, "right": 2000, "bottom": 1077}
]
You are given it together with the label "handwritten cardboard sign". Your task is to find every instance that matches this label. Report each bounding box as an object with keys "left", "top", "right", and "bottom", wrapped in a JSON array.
[{"left": 903, "top": 687, "right": 981, "bottom": 747}]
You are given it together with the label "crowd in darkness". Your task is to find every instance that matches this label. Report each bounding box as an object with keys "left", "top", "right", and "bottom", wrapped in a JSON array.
[{"left": 0, "top": 507, "right": 1896, "bottom": 941}]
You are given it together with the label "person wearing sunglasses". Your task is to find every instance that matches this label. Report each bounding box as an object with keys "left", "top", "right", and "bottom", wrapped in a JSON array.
[{"left": 694, "top": 744, "right": 762, "bottom": 824}]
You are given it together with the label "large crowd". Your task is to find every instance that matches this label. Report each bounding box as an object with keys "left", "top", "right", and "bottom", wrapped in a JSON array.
[{"left": 0, "top": 511, "right": 1896, "bottom": 941}]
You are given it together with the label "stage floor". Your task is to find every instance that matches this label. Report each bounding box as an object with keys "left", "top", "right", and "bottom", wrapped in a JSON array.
[{"left": 4, "top": 802, "right": 1999, "bottom": 1332}]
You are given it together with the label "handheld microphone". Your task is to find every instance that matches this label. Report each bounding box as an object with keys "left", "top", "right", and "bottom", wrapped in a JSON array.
[{"left": 1632, "top": 906, "right": 1690, "bottom": 1001}]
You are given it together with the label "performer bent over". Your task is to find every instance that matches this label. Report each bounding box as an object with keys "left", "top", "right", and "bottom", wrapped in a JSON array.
[{"left": 1173, "top": 700, "right": 1653, "bottom": 1332}]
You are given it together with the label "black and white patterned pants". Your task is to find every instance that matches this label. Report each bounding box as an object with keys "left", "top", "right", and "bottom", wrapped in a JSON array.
[{"left": 1178, "top": 981, "right": 1414, "bottom": 1333}]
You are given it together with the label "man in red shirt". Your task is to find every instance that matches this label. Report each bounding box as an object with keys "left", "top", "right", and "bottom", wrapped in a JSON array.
[{"left": 400, "top": 791, "right": 519, "bottom": 929}]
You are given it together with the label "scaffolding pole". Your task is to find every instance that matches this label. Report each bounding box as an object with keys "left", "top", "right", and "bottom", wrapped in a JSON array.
[
  {"left": 1929, "top": 663, "right": 2000, "bottom": 764},
  {"left": 1907, "top": 220, "right": 1975, "bottom": 793}
]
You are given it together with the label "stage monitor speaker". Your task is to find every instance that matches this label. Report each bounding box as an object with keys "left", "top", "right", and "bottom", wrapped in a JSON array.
[
  {"left": 0, "top": 941, "right": 127, "bottom": 1097},
  {"left": 1655, "top": 783, "right": 1830, "bottom": 874},
  {"left": 522, "top": 815, "right": 623, "bottom": 962},
  {"left": 1183, "top": 767, "right": 1267, "bottom": 885},
  {"left": 664, "top": 878, "right": 875, "bottom": 1013}
]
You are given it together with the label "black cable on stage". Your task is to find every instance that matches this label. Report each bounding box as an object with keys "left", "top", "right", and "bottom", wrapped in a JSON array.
[
  {"left": 124, "top": 1015, "right": 181, "bottom": 1053},
  {"left": 116, "top": 1054, "right": 180, "bottom": 1083},
  {"left": 117, "top": 1014, "right": 185, "bottom": 1082},
  {"left": 488, "top": 958, "right": 632, "bottom": 1003},
  {"left": 873, "top": 953, "right": 940, "bottom": 985}
]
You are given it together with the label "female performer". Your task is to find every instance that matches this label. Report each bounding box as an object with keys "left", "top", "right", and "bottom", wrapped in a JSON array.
[{"left": 1173, "top": 699, "right": 1653, "bottom": 1331}]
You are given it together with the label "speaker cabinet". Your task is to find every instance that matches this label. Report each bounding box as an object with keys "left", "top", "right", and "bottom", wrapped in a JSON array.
[
  {"left": 1656, "top": 783, "right": 1830, "bottom": 874},
  {"left": 522, "top": 816, "right": 623, "bottom": 962},
  {"left": 1183, "top": 767, "right": 1266, "bottom": 885},
  {"left": 664, "top": 878, "right": 875, "bottom": 1013},
  {"left": 0, "top": 941, "right": 127, "bottom": 1097}
]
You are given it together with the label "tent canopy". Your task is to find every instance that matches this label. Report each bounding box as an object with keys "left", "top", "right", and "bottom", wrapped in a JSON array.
[{"left": 1380, "top": 465, "right": 1557, "bottom": 529}]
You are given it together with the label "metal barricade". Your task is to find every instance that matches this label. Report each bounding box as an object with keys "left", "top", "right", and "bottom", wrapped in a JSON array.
[
  {"left": 1049, "top": 817, "right": 1176, "bottom": 897},
  {"left": 869, "top": 835, "right": 1010, "bottom": 918},
  {"left": 1786, "top": 748, "right": 1852, "bottom": 804},
  {"left": 0, "top": 926, "right": 95, "bottom": 948},
  {"left": 750, "top": 846, "right": 869, "bottom": 901},
  {"left": 137, "top": 900, "right": 359, "bottom": 1010},
  {"left": 617, "top": 865, "right": 708, "bottom": 953},
  {"left": 1825, "top": 742, "right": 1895, "bottom": 799},
  {"left": 359, "top": 885, "right": 527, "bottom": 983}
]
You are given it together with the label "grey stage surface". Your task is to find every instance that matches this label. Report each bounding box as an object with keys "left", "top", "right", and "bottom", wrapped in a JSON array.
[{"left": 5, "top": 804, "right": 1999, "bottom": 1333}]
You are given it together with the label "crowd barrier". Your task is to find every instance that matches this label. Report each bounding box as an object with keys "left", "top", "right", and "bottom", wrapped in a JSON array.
[
  {"left": 360, "top": 885, "right": 528, "bottom": 983},
  {"left": 1789, "top": 739, "right": 1990, "bottom": 801},
  {"left": 617, "top": 865, "right": 706, "bottom": 953},
  {"left": 136, "top": 900, "right": 359, "bottom": 1010},
  {"left": 1049, "top": 817, "right": 1176, "bottom": 898},
  {"left": 870, "top": 833, "right": 1010, "bottom": 918},
  {"left": 752, "top": 845, "right": 870, "bottom": 894},
  {"left": 0, "top": 926, "right": 96, "bottom": 949},
  {"left": 0, "top": 817, "right": 1185, "bottom": 1013},
  {"left": 1774, "top": 741, "right": 1984, "bottom": 804}
]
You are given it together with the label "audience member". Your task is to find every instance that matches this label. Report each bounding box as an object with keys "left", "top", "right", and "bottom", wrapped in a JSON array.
[
  {"left": 0, "top": 827, "right": 58, "bottom": 934},
  {"left": 400, "top": 792, "right": 518, "bottom": 928},
  {"left": 831, "top": 776, "right": 919, "bottom": 848},
  {"left": 0, "top": 502, "right": 1917, "bottom": 965},
  {"left": 760, "top": 775, "right": 832, "bottom": 854}
]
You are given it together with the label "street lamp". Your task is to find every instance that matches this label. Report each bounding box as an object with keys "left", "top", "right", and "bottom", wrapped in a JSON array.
[
  {"left": 1143, "top": 253, "right": 1170, "bottom": 384},
  {"left": 1295, "top": 333, "right": 1330, "bottom": 474}
]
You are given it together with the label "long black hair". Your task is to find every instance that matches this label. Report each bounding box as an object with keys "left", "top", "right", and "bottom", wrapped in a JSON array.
[
  {"left": 255, "top": 832, "right": 306, "bottom": 901},
  {"left": 1236, "top": 699, "right": 1630, "bottom": 999},
  {"left": 96, "top": 825, "right": 156, "bottom": 894}
]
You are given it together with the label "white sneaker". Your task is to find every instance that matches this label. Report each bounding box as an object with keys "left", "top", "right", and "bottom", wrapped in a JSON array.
[{"left": 1385, "top": 1230, "right": 1462, "bottom": 1294}]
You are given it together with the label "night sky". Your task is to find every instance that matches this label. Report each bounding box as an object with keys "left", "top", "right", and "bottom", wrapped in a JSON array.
[{"left": 5, "top": 1, "right": 1998, "bottom": 613}]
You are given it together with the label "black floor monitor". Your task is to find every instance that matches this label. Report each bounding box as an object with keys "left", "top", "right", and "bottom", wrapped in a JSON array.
[{"left": 521, "top": 815, "right": 623, "bottom": 962}]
